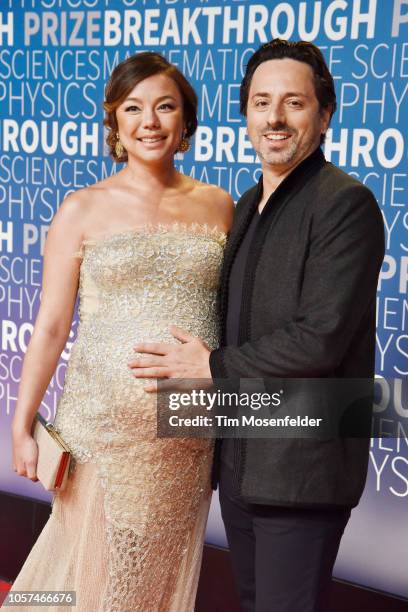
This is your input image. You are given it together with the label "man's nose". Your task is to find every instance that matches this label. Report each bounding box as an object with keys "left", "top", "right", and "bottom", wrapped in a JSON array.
[{"left": 266, "top": 102, "right": 285, "bottom": 127}]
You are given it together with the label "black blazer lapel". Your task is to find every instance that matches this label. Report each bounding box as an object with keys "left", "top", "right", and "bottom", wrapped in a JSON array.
[
  {"left": 218, "top": 181, "right": 262, "bottom": 344},
  {"left": 218, "top": 147, "right": 327, "bottom": 346}
]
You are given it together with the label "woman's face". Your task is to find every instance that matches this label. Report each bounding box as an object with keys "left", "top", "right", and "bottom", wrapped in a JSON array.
[{"left": 116, "top": 73, "right": 185, "bottom": 165}]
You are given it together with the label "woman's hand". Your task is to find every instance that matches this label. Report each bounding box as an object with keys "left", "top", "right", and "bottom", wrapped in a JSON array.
[{"left": 12, "top": 429, "right": 39, "bottom": 482}]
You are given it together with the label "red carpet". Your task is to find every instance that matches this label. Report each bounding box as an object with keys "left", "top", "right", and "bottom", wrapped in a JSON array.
[
  {"left": 0, "top": 581, "right": 11, "bottom": 590},
  {"left": 0, "top": 581, "right": 11, "bottom": 606}
]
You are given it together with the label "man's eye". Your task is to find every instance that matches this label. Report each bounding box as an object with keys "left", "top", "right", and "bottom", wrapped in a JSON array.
[
  {"left": 255, "top": 100, "right": 268, "bottom": 107},
  {"left": 288, "top": 100, "right": 302, "bottom": 107}
]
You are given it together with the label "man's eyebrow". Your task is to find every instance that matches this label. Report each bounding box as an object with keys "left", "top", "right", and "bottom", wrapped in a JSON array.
[
  {"left": 284, "top": 92, "right": 309, "bottom": 98},
  {"left": 251, "top": 92, "right": 271, "bottom": 99},
  {"left": 251, "top": 91, "right": 309, "bottom": 99}
]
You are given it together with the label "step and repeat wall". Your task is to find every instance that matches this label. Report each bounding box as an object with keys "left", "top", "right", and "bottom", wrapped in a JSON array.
[{"left": 0, "top": 0, "right": 407, "bottom": 599}]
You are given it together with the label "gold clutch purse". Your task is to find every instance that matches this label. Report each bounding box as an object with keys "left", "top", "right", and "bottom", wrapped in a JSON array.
[{"left": 32, "top": 413, "right": 71, "bottom": 491}]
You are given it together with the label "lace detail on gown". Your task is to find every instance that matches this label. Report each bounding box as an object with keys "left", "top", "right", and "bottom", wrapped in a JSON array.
[{"left": 8, "top": 226, "right": 226, "bottom": 612}]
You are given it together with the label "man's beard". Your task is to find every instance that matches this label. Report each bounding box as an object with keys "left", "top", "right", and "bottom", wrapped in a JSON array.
[{"left": 256, "top": 126, "right": 299, "bottom": 165}]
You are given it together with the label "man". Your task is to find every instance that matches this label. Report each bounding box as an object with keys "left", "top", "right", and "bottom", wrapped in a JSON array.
[{"left": 130, "top": 40, "right": 385, "bottom": 612}]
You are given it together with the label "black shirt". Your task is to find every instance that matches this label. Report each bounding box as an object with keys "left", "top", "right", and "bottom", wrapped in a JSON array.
[
  {"left": 222, "top": 208, "right": 260, "bottom": 467},
  {"left": 225, "top": 209, "right": 261, "bottom": 347}
]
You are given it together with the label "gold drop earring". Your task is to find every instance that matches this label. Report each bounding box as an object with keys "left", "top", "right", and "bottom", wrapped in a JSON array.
[
  {"left": 178, "top": 130, "right": 190, "bottom": 153},
  {"left": 115, "top": 132, "right": 125, "bottom": 158}
]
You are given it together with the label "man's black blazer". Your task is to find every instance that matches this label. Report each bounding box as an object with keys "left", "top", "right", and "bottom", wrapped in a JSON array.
[{"left": 210, "top": 147, "right": 385, "bottom": 508}]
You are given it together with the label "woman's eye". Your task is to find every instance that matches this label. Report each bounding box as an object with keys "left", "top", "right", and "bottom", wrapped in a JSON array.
[{"left": 124, "top": 103, "right": 175, "bottom": 112}]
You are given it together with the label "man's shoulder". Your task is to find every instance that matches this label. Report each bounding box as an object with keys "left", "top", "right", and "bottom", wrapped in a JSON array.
[
  {"left": 318, "top": 162, "right": 375, "bottom": 201},
  {"left": 305, "top": 161, "right": 379, "bottom": 221},
  {"left": 310, "top": 161, "right": 384, "bottom": 239},
  {"left": 235, "top": 161, "right": 378, "bottom": 215}
]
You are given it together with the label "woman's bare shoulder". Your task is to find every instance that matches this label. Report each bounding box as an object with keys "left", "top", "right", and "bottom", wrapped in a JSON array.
[
  {"left": 185, "top": 177, "right": 233, "bottom": 204},
  {"left": 186, "top": 178, "right": 234, "bottom": 230},
  {"left": 201, "top": 183, "right": 234, "bottom": 206},
  {"left": 57, "top": 174, "right": 125, "bottom": 226},
  {"left": 50, "top": 179, "right": 112, "bottom": 241}
]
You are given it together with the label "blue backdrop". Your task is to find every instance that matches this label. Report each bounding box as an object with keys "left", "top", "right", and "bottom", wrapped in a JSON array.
[{"left": 0, "top": 0, "right": 407, "bottom": 599}]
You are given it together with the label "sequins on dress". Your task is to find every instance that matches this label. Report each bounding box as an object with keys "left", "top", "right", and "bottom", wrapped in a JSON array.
[{"left": 9, "top": 224, "right": 226, "bottom": 612}]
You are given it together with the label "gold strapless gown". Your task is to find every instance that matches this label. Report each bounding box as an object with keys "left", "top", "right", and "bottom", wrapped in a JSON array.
[{"left": 9, "top": 224, "right": 226, "bottom": 612}]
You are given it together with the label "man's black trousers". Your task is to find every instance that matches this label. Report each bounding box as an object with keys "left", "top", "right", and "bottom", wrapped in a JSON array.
[{"left": 219, "top": 462, "right": 351, "bottom": 612}]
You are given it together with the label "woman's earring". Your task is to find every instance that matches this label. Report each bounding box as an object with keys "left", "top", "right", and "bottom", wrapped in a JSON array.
[
  {"left": 178, "top": 137, "right": 190, "bottom": 153},
  {"left": 115, "top": 133, "right": 125, "bottom": 158}
]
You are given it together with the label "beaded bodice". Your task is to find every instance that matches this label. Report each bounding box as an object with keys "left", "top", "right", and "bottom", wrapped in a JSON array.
[
  {"left": 77, "top": 223, "right": 226, "bottom": 336},
  {"left": 54, "top": 223, "right": 226, "bottom": 462}
]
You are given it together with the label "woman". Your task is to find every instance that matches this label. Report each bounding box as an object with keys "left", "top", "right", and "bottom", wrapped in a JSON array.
[{"left": 10, "top": 52, "right": 233, "bottom": 611}]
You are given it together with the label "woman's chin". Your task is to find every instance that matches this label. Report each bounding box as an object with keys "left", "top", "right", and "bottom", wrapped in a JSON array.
[{"left": 128, "top": 149, "right": 174, "bottom": 165}]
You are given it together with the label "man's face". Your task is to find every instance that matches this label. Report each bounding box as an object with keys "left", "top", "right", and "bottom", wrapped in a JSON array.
[{"left": 246, "top": 58, "right": 331, "bottom": 170}]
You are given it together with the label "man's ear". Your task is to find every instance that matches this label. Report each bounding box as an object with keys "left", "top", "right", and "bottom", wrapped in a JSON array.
[{"left": 320, "top": 105, "right": 332, "bottom": 136}]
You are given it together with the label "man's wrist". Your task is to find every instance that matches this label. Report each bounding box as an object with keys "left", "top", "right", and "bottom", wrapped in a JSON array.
[{"left": 209, "top": 348, "right": 228, "bottom": 379}]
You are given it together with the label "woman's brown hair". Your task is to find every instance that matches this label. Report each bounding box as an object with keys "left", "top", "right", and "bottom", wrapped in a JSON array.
[{"left": 104, "top": 52, "right": 198, "bottom": 162}]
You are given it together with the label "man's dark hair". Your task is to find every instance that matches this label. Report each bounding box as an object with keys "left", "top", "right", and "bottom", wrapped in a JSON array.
[{"left": 240, "top": 39, "right": 337, "bottom": 143}]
